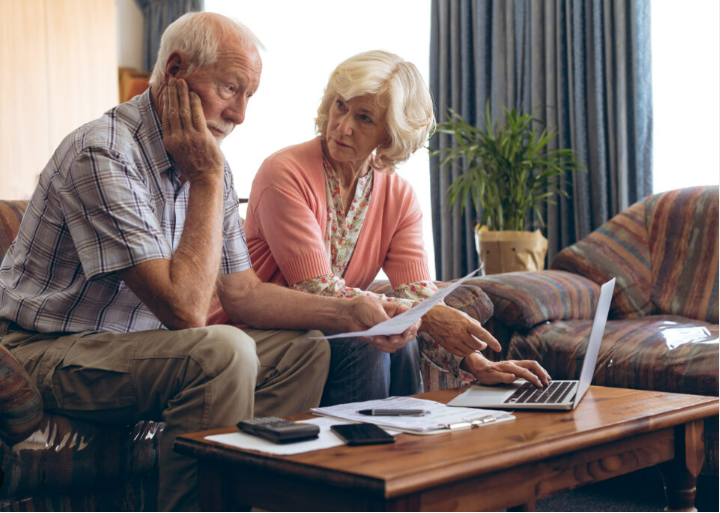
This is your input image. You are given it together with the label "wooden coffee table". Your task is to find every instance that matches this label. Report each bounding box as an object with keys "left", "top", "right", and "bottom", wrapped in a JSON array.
[{"left": 175, "top": 386, "right": 718, "bottom": 511}]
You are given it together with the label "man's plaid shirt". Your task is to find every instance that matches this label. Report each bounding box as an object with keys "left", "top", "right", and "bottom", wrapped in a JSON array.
[{"left": 0, "top": 90, "right": 250, "bottom": 333}]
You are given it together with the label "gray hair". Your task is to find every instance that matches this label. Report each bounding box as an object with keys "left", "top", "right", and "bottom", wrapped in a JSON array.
[
  {"left": 149, "top": 12, "right": 263, "bottom": 88},
  {"left": 315, "top": 50, "right": 436, "bottom": 172}
]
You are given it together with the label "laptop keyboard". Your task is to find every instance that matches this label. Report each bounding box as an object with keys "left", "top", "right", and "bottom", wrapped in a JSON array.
[{"left": 503, "top": 381, "right": 575, "bottom": 404}]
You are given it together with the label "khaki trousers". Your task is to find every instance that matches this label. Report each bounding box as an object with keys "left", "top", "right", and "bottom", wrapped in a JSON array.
[{"left": 0, "top": 321, "right": 330, "bottom": 511}]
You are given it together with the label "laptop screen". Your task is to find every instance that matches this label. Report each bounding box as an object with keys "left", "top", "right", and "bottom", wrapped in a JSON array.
[{"left": 573, "top": 278, "right": 616, "bottom": 407}]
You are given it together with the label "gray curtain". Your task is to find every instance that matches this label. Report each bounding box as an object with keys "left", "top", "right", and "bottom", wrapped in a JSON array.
[
  {"left": 430, "top": 0, "right": 653, "bottom": 280},
  {"left": 134, "top": 0, "right": 205, "bottom": 72}
]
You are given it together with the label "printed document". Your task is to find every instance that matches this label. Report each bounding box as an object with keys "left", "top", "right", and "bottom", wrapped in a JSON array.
[
  {"left": 311, "top": 268, "right": 481, "bottom": 340},
  {"left": 312, "top": 396, "right": 513, "bottom": 434}
]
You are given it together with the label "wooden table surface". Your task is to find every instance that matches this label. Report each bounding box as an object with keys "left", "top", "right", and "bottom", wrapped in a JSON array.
[{"left": 175, "top": 386, "right": 718, "bottom": 511}]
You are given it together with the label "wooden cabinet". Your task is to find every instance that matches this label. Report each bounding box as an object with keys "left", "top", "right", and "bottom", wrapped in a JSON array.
[{"left": 0, "top": 0, "right": 118, "bottom": 200}]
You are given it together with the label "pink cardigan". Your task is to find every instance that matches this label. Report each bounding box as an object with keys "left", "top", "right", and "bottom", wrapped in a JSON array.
[{"left": 244, "top": 137, "right": 431, "bottom": 290}]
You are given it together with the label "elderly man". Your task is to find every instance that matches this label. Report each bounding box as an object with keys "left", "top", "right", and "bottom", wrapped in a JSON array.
[{"left": 0, "top": 12, "right": 416, "bottom": 511}]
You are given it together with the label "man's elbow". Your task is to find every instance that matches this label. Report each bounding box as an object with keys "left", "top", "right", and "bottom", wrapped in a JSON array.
[{"left": 160, "top": 308, "right": 207, "bottom": 331}]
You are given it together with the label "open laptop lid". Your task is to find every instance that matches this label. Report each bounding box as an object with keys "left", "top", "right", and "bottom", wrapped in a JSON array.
[{"left": 573, "top": 278, "right": 616, "bottom": 408}]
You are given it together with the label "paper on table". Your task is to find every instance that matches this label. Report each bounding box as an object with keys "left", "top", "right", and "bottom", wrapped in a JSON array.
[
  {"left": 204, "top": 417, "right": 359, "bottom": 456},
  {"left": 311, "top": 396, "right": 513, "bottom": 434},
  {"left": 310, "top": 268, "right": 481, "bottom": 340}
]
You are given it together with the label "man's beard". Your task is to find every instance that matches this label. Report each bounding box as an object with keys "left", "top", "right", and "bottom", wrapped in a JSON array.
[{"left": 207, "top": 121, "right": 232, "bottom": 145}]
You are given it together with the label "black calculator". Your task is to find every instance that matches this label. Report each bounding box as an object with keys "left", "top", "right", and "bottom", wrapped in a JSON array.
[{"left": 237, "top": 417, "right": 320, "bottom": 444}]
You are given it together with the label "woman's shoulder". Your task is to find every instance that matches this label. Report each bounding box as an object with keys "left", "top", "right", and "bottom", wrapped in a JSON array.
[
  {"left": 374, "top": 169, "right": 417, "bottom": 201},
  {"left": 371, "top": 170, "right": 422, "bottom": 223},
  {"left": 260, "top": 138, "right": 322, "bottom": 172}
]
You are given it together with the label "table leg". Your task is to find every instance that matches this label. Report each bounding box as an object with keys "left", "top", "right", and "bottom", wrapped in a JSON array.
[
  {"left": 658, "top": 420, "right": 704, "bottom": 512},
  {"left": 198, "top": 461, "right": 251, "bottom": 512}
]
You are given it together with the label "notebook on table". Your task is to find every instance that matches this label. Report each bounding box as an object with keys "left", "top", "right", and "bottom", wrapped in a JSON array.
[{"left": 449, "top": 278, "right": 616, "bottom": 411}]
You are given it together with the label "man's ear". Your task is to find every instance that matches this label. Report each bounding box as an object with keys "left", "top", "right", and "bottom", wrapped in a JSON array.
[{"left": 163, "top": 51, "right": 189, "bottom": 84}]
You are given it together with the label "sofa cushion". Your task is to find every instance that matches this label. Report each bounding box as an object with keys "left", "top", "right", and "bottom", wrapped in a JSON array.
[
  {"left": 552, "top": 186, "right": 720, "bottom": 325},
  {"left": 0, "top": 200, "right": 28, "bottom": 260},
  {"left": 507, "top": 314, "right": 719, "bottom": 477},
  {"left": 507, "top": 315, "right": 718, "bottom": 397},
  {"left": 646, "top": 186, "right": 719, "bottom": 323},
  {"left": 551, "top": 200, "right": 653, "bottom": 319},
  {"left": 0, "top": 344, "right": 43, "bottom": 445},
  {"left": 468, "top": 271, "right": 600, "bottom": 330}
]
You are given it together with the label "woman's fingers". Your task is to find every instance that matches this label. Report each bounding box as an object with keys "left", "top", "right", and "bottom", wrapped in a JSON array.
[
  {"left": 469, "top": 355, "right": 551, "bottom": 388},
  {"left": 368, "top": 335, "right": 405, "bottom": 353},
  {"left": 482, "top": 369, "right": 517, "bottom": 385},
  {"left": 467, "top": 326, "right": 501, "bottom": 352},
  {"left": 406, "top": 319, "right": 421, "bottom": 340},
  {"left": 469, "top": 334, "right": 488, "bottom": 351},
  {"left": 421, "top": 304, "right": 500, "bottom": 356},
  {"left": 513, "top": 360, "right": 552, "bottom": 386},
  {"left": 495, "top": 361, "right": 550, "bottom": 388}
]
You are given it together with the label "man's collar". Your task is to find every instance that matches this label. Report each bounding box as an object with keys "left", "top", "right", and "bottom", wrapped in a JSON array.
[{"left": 137, "top": 87, "right": 174, "bottom": 175}]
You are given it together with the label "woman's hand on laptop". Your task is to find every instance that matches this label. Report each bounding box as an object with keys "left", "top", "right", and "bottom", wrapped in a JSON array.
[{"left": 460, "top": 352, "right": 551, "bottom": 388}]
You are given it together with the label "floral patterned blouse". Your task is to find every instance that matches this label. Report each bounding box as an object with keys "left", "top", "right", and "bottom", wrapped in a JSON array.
[{"left": 290, "top": 155, "right": 473, "bottom": 382}]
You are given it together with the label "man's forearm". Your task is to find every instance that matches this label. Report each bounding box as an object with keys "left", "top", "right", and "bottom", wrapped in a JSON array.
[
  {"left": 167, "top": 179, "right": 225, "bottom": 321},
  {"left": 119, "top": 178, "right": 225, "bottom": 329},
  {"left": 222, "top": 281, "right": 351, "bottom": 331},
  {"left": 119, "top": 77, "right": 230, "bottom": 329}
]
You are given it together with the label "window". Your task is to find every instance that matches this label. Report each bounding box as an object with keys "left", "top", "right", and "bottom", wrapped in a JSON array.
[
  {"left": 651, "top": 0, "right": 720, "bottom": 193},
  {"left": 201, "top": 2, "right": 713, "bottom": 282},
  {"left": 206, "top": 0, "right": 434, "bottom": 279}
]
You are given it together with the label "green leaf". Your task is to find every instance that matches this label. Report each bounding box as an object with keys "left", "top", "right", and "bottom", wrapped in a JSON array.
[{"left": 430, "top": 101, "right": 585, "bottom": 231}]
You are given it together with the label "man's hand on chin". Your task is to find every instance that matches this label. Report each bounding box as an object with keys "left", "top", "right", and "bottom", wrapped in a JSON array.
[{"left": 161, "top": 77, "right": 224, "bottom": 184}]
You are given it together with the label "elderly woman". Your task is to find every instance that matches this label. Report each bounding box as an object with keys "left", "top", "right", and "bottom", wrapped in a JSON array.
[{"left": 236, "top": 50, "right": 549, "bottom": 404}]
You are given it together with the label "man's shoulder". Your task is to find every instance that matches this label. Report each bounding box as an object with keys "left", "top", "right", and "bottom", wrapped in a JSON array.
[
  {"left": 59, "top": 93, "right": 157, "bottom": 166},
  {"left": 89, "top": 100, "right": 149, "bottom": 152}
]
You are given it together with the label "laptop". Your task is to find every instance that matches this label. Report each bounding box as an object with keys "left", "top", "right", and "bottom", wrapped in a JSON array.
[{"left": 448, "top": 278, "right": 616, "bottom": 411}]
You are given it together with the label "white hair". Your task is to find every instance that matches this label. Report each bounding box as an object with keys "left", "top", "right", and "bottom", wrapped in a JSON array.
[
  {"left": 315, "top": 50, "right": 436, "bottom": 172},
  {"left": 149, "top": 12, "right": 263, "bottom": 88}
]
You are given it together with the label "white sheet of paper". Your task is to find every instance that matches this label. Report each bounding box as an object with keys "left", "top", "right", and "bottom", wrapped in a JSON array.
[
  {"left": 310, "top": 268, "right": 481, "bottom": 340},
  {"left": 204, "top": 417, "right": 353, "bottom": 456},
  {"left": 311, "top": 396, "right": 512, "bottom": 434}
]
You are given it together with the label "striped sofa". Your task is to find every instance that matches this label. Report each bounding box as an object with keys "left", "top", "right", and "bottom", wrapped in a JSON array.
[
  {"left": 466, "top": 186, "right": 719, "bottom": 477},
  {"left": 0, "top": 200, "right": 162, "bottom": 511}
]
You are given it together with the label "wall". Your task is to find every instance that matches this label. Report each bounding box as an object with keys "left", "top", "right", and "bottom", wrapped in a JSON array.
[
  {"left": 0, "top": 0, "right": 118, "bottom": 200},
  {"left": 116, "top": 0, "right": 144, "bottom": 70}
]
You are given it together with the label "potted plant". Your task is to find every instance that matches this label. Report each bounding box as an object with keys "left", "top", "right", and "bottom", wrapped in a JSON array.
[{"left": 430, "top": 104, "right": 584, "bottom": 274}]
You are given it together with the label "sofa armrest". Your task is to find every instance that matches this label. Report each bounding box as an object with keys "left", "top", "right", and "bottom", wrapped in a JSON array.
[
  {"left": 467, "top": 270, "right": 601, "bottom": 330},
  {"left": 1, "top": 344, "right": 43, "bottom": 445},
  {"left": 441, "top": 283, "right": 493, "bottom": 325}
]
